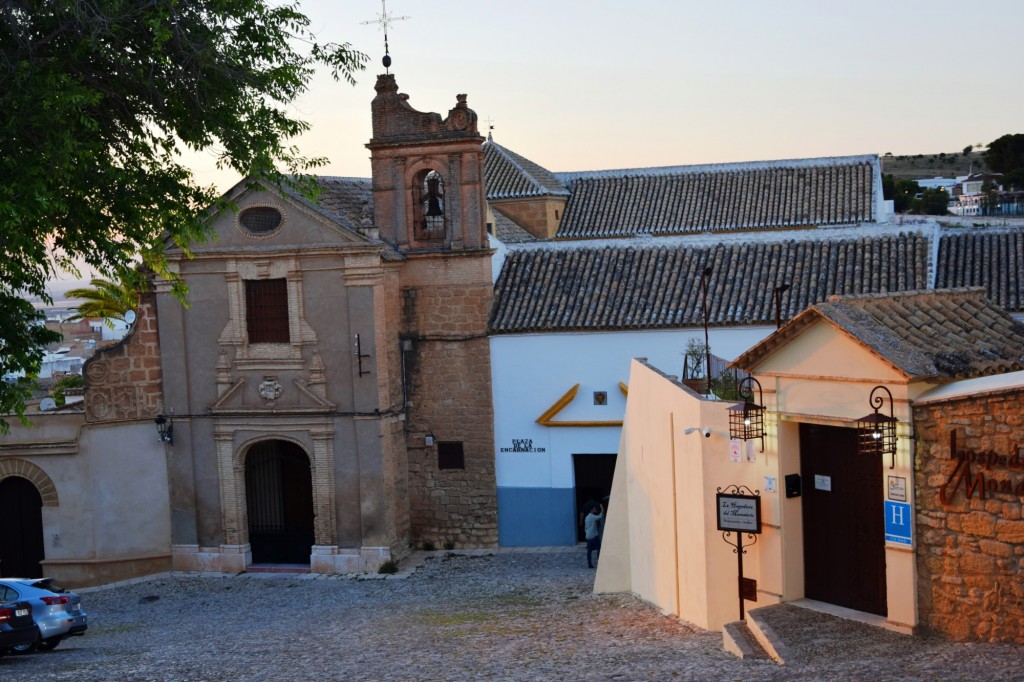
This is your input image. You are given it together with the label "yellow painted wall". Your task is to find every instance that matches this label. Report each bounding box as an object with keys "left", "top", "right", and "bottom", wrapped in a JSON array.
[
  {"left": 600, "top": 315, "right": 925, "bottom": 633},
  {"left": 596, "top": 360, "right": 770, "bottom": 631}
]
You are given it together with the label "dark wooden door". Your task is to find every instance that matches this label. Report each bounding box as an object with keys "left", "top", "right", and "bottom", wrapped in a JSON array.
[
  {"left": 0, "top": 476, "right": 45, "bottom": 578},
  {"left": 245, "top": 442, "right": 315, "bottom": 564},
  {"left": 800, "top": 423, "right": 887, "bottom": 616}
]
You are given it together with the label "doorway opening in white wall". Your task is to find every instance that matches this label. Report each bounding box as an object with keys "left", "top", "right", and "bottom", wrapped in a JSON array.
[{"left": 572, "top": 454, "right": 616, "bottom": 542}]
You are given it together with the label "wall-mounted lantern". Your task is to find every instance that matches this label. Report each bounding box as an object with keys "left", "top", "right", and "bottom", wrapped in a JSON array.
[
  {"left": 424, "top": 432, "right": 436, "bottom": 448},
  {"left": 154, "top": 414, "right": 173, "bottom": 445},
  {"left": 728, "top": 376, "right": 765, "bottom": 452},
  {"left": 856, "top": 385, "right": 898, "bottom": 469}
]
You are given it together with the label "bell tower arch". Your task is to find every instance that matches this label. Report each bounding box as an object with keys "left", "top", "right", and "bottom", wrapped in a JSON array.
[{"left": 367, "top": 74, "right": 487, "bottom": 253}]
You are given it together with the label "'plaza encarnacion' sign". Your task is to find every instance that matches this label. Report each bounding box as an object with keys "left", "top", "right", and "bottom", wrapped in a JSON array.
[
  {"left": 499, "top": 439, "right": 546, "bottom": 453},
  {"left": 940, "top": 430, "right": 1024, "bottom": 506}
]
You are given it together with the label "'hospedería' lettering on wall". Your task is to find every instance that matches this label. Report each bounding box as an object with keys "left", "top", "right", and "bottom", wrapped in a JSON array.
[{"left": 940, "top": 430, "right": 1024, "bottom": 506}]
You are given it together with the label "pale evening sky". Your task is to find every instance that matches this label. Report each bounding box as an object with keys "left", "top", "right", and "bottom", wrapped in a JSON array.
[{"left": 185, "top": 0, "right": 1024, "bottom": 192}]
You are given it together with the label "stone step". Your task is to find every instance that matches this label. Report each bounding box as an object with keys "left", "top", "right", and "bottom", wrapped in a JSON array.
[
  {"left": 746, "top": 606, "right": 792, "bottom": 663},
  {"left": 722, "top": 619, "right": 774, "bottom": 661}
]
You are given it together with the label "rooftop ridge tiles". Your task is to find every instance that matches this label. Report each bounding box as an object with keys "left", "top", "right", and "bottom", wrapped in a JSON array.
[
  {"left": 504, "top": 222, "right": 927, "bottom": 253},
  {"left": 554, "top": 154, "right": 880, "bottom": 183},
  {"left": 822, "top": 286, "right": 989, "bottom": 304}
]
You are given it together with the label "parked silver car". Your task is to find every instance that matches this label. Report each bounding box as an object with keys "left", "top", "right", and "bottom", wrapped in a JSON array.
[{"left": 0, "top": 578, "right": 88, "bottom": 653}]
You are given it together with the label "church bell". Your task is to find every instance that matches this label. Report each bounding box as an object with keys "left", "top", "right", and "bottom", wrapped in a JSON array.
[{"left": 425, "top": 176, "right": 444, "bottom": 217}]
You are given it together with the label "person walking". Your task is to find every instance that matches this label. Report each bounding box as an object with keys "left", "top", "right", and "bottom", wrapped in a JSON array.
[{"left": 584, "top": 502, "right": 605, "bottom": 569}]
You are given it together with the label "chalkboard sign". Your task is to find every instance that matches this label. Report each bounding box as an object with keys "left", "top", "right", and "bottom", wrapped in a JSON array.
[{"left": 716, "top": 492, "right": 762, "bottom": 534}]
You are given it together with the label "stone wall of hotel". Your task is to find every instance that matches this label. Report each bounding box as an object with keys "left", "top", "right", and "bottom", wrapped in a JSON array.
[{"left": 914, "top": 387, "right": 1024, "bottom": 643}]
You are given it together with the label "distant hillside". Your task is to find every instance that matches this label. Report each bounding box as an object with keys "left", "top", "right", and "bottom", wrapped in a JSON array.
[{"left": 881, "top": 150, "right": 988, "bottom": 180}]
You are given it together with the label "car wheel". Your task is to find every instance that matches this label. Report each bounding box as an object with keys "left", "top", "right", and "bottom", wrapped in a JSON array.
[
  {"left": 10, "top": 638, "right": 38, "bottom": 655},
  {"left": 37, "top": 638, "right": 61, "bottom": 652}
]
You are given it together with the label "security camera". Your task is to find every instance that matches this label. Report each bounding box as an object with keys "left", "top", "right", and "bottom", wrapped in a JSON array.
[{"left": 703, "top": 428, "right": 711, "bottom": 438}]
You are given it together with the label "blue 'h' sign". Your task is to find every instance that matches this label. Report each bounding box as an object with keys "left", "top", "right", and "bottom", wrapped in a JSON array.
[{"left": 884, "top": 501, "right": 912, "bottom": 545}]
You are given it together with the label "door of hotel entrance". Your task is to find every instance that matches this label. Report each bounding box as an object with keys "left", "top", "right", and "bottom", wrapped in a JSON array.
[{"left": 799, "top": 423, "right": 887, "bottom": 616}]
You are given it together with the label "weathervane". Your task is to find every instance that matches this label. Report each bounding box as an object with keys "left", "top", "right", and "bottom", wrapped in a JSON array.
[{"left": 361, "top": 0, "right": 410, "bottom": 73}]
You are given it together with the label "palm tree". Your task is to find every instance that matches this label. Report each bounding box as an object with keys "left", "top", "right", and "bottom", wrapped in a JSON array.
[{"left": 65, "top": 277, "right": 139, "bottom": 328}]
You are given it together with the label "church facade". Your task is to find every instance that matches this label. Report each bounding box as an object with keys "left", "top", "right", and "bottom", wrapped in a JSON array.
[
  {"left": 160, "top": 74, "right": 498, "bottom": 574},
  {"left": 0, "top": 74, "right": 498, "bottom": 584}
]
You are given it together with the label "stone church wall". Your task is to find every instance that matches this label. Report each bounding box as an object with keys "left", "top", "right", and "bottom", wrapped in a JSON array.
[
  {"left": 402, "top": 259, "right": 498, "bottom": 547},
  {"left": 914, "top": 387, "right": 1024, "bottom": 643}
]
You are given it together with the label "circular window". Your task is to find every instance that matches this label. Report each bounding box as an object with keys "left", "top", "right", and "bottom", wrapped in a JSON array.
[{"left": 239, "top": 206, "right": 283, "bottom": 235}]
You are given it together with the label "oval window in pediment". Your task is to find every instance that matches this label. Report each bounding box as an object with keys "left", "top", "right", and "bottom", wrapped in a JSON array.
[{"left": 239, "top": 206, "right": 283, "bottom": 235}]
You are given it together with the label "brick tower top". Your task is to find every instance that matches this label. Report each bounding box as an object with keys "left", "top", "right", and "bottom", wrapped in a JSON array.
[
  {"left": 366, "top": 74, "right": 488, "bottom": 252},
  {"left": 368, "top": 74, "right": 481, "bottom": 146}
]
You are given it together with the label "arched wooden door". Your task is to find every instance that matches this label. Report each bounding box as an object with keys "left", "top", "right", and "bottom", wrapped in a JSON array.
[
  {"left": 0, "top": 476, "right": 45, "bottom": 578},
  {"left": 244, "top": 441, "right": 315, "bottom": 564}
]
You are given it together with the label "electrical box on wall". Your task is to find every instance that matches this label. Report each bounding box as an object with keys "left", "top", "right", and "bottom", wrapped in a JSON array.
[{"left": 785, "top": 473, "right": 802, "bottom": 498}]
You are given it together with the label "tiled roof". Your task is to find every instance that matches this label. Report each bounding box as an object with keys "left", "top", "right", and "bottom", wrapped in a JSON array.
[
  {"left": 296, "top": 176, "right": 375, "bottom": 232},
  {"left": 491, "top": 208, "right": 537, "bottom": 243},
  {"left": 278, "top": 176, "right": 406, "bottom": 261},
  {"left": 936, "top": 228, "right": 1024, "bottom": 311},
  {"left": 489, "top": 232, "right": 929, "bottom": 334},
  {"left": 735, "top": 289, "right": 1024, "bottom": 380},
  {"left": 483, "top": 139, "right": 570, "bottom": 200},
  {"left": 553, "top": 156, "right": 878, "bottom": 239}
]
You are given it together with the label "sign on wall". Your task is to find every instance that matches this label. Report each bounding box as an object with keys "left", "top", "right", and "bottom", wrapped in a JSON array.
[
  {"left": 884, "top": 500, "right": 912, "bottom": 545},
  {"left": 887, "top": 476, "right": 907, "bottom": 502},
  {"left": 499, "top": 439, "right": 546, "bottom": 453}
]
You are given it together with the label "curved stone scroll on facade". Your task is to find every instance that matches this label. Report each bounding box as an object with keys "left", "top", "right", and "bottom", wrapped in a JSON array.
[
  {"left": 83, "top": 290, "right": 163, "bottom": 423},
  {"left": 0, "top": 459, "right": 59, "bottom": 506}
]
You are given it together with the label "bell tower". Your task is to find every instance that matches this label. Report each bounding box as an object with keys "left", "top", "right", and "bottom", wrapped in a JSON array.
[
  {"left": 367, "top": 74, "right": 488, "bottom": 253},
  {"left": 367, "top": 74, "right": 497, "bottom": 548}
]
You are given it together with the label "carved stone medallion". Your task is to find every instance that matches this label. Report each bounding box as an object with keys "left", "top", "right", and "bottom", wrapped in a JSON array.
[{"left": 258, "top": 377, "right": 283, "bottom": 402}]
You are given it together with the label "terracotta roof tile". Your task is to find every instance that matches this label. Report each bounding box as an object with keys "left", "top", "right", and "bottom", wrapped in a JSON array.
[
  {"left": 483, "top": 140, "right": 569, "bottom": 199},
  {"left": 489, "top": 232, "right": 929, "bottom": 334},
  {"left": 554, "top": 156, "right": 879, "bottom": 239},
  {"left": 936, "top": 229, "right": 1024, "bottom": 311},
  {"left": 733, "top": 289, "right": 1024, "bottom": 380},
  {"left": 813, "top": 289, "right": 1024, "bottom": 379}
]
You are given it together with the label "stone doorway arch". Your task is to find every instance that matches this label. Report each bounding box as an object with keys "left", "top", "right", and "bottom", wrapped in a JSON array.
[
  {"left": 243, "top": 440, "right": 315, "bottom": 564},
  {"left": 0, "top": 476, "right": 46, "bottom": 577}
]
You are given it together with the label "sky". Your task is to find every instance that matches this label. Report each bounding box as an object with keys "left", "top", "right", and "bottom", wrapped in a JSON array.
[{"left": 185, "top": 0, "right": 1024, "bottom": 193}]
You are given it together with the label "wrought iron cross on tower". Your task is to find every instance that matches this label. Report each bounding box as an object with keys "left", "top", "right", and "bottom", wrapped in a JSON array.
[{"left": 361, "top": 0, "right": 410, "bottom": 73}]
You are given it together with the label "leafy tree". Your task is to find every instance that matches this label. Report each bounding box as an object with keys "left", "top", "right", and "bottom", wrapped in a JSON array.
[
  {"left": 985, "top": 134, "right": 1024, "bottom": 190},
  {"left": 963, "top": 145, "right": 973, "bottom": 156},
  {"left": 914, "top": 188, "right": 950, "bottom": 216},
  {"left": 65, "top": 277, "right": 139, "bottom": 328},
  {"left": 0, "top": 1, "right": 366, "bottom": 429},
  {"left": 882, "top": 175, "right": 921, "bottom": 213},
  {"left": 49, "top": 374, "right": 85, "bottom": 407}
]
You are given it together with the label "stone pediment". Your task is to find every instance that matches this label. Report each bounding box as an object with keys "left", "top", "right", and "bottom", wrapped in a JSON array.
[
  {"left": 203, "top": 180, "right": 375, "bottom": 251},
  {"left": 209, "top": 376, "right": 335, "bottom": 415}
]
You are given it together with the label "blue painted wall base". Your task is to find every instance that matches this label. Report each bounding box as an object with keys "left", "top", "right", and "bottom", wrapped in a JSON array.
[{"left": 497, "top": 487, "right": 578, "bottom": 546}]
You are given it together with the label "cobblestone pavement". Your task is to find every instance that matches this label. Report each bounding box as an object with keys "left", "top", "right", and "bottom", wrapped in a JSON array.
[{"left": 2, "top": 549, "right": 1021, "bottom": 681}]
